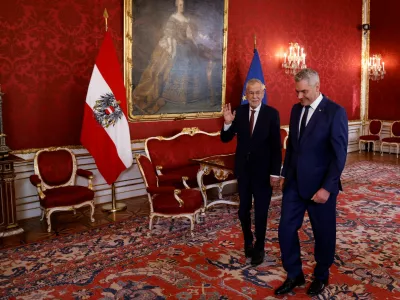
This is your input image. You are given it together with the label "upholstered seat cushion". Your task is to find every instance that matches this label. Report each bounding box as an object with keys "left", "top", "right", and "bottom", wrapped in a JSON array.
[
  {"left": 41, "top": 186, "right": 95, "bottom": 208},
  {"left": 381, "top": 137, "right": 400, "bottom": 143},
  {"left": 152, "top": 189, "right": 202, "bottom": 214},
  {"left": 359, "top": 135, "right": 380, "bottom": 141}
]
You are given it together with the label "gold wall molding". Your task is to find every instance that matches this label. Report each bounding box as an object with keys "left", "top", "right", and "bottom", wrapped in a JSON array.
[{"left": 360, "top": 0, "right": 370, "bottom": 125}]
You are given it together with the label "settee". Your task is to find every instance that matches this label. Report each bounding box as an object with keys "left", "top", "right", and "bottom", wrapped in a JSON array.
[{"left": 144, "top": 127, "right": 237, "bottom": 191}]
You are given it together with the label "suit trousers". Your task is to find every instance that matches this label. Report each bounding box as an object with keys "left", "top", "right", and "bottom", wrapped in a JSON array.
[
  {"left": 278, "top": 179, "right": 337, "bottom": 281},
  {"left": 237, "top": 168, "right": 272, "bottom": 251}
]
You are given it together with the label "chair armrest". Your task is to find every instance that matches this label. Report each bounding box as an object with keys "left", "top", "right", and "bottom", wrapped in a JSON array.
[
  {"left": 30, "top": 174, "right": 41, "bottom": 186},
  {"left": 29, "top": 175, "right": 46, "bottom": 200},
  {"left": 77, "top": 169, "right": 93, "bottom": 178},
  {"left": 146, "top": 186, "right": 184, "bottom": 207},
  {"left": 77, "top": 169, "right": 94, "bottom": 190},
  {"left": 147, "top": 186, "right": 176, "bottom": 194}
]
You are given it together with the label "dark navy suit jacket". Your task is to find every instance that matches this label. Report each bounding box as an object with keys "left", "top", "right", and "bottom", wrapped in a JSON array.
[
  {"left": 221, "top": 103, "right": 282, "bottom": 182},
  {"left": 281, "top": 96, "right": 348, "bottom": 199}
]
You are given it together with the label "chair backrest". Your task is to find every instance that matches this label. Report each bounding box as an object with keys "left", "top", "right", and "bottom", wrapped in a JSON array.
[
  {"left": 135, "top": 154, "right": 158, "bottom": 188},
  {"left": 391, "top": 121, "right": 400, "bottom": 137},
  {"left": 280, "top": 128, "right": 288, "bottom": 149},
  {"left": 34, "top": 147, "right": 76, "bottom": 190},
  {"left": 369, "top": 120, "right": 382, "bottom": 135}
]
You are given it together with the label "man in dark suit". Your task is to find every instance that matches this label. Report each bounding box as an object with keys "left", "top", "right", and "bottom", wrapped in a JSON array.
[
  {"left": 274, "top": 68, "right": 348, "bottom": 296},
  {"left": 221, "top": 78, "right": 282, "bottom": 266}
]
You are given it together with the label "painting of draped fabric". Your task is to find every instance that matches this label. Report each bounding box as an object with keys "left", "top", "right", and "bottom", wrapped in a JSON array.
[{"left": 124, "top": 0, "right": 228, "bottom": 121}]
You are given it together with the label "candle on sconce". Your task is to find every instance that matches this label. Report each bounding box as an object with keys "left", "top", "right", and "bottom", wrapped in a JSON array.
[
  {"left": 382, "top": 61, "right": 385, "bottom": 71},
  {"left": 283, "top": 53, "right": 287, "bottom": 63}
]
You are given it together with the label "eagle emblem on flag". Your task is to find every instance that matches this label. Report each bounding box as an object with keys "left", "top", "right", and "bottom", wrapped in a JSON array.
[{"left": 93, "top": 92, "right": 123, "bottom": 128}]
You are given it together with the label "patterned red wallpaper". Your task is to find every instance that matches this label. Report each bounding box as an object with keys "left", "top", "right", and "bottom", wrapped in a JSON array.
[
  {"left": 0, "top": 0, "right": 362, "bottom": 150},
  {"left": 368, "top": 0, "right": 400, "bottom": 121}
]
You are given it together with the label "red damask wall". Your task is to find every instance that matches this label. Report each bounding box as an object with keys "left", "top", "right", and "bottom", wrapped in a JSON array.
[
  {"left": 368, "top": 0, "right": 400, "bottom": 120},
  {"left": 0, "top": 0, "right": 361, "bottom": 150}
]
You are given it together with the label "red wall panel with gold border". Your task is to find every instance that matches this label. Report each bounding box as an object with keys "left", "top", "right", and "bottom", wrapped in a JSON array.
[
  {"left": 0, "top": 0, "right": 361, "bottom": 150},
  {"left": 368, "top": 0, "right": 400, "bottom": 121}
]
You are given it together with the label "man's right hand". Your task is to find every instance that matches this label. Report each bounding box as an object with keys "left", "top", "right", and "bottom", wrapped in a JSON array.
[{"left": 223, "top": 103, "right": 236, "bottom": 125}]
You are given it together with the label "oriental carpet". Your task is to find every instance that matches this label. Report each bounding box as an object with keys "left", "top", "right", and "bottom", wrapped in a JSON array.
[{"left": 0, "top": 161, "right": 399, "bottom": 299}]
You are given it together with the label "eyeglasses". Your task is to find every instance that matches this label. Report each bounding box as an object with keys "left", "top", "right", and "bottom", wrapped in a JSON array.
[{"left": 247, "top": 90, "right": 263, "bottom": 96}]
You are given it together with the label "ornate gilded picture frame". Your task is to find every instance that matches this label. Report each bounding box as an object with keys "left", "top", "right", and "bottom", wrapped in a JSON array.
[{"left": 124, "top": 0, "right": 228, "bottom": 121}]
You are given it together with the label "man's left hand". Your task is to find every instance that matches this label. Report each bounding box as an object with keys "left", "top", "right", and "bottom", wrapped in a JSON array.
[
  {"left": 311, "top": 188, "right": 330, "bottom": 203},
  {"left": 270, "top": 176, "right": 280, "bottom": 188}
]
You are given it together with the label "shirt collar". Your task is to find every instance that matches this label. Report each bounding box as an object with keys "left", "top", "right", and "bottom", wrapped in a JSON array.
[
  {"left": 250, "top": 103, "right": 262, "bottom": 113},
  {"left": 309, "top": 93, "right": 323, "bottom": 110}
]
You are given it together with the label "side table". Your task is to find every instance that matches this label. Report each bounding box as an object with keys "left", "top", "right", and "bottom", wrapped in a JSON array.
[{"left": 0, "top": 154, "right": 24, "bottom": 237}]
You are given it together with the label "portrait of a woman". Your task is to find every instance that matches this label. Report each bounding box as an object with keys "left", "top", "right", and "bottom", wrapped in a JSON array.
[{"left": 131, "top": 0, "right": 224, "bottom": 116}]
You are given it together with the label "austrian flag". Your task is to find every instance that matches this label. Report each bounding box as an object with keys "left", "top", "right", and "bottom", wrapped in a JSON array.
[{"left": 80, "top": 32, "right": 133, "bottom": 185}]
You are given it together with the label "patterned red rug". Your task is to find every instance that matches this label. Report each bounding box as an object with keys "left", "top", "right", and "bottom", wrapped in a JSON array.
[{"left": 1, "top": 161, "right": 399, "bottom": 299}]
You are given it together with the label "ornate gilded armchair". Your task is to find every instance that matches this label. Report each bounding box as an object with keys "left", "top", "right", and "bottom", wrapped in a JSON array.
[
  {"left": 135, "top": 154, "right": 203, "bottom": 236},
  {"left": 381, "top": 120, "right": 400, "bottom": 158},
  {"left": 359, "top": 120, "right": 382, "bottom": 154},
  {"left": 29, "top": 147, "right": 95, "bottom": 232}
]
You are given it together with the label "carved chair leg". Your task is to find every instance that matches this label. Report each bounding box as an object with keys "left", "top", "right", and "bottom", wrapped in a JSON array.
[
  {"left": 373, "top": 142, "right": 376, "bottom": 155},
  {"left": 149, "top": 215, "right": 154, "bottom": 230},
  {"left": 189, "top": 216, "right": 195, "bottom": 237},
  {"left": 359, "top": 140, "right": 362, "bottom": 153},
  {"left": 46, "top": 210, "right": 52, "bottom": 233},
  {"left": 381, "top": 143, "right": 384, "bottom": 156},
  {"left": 89, "top": 202, "right": 95, "bottom": 222},
  {"left": 40, "top": 208, "right": 45, "bottom": 221}
]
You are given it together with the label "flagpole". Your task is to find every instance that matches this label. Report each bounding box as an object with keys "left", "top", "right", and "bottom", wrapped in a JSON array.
[
  {"left": 102, "top": 183, "right": 127, "bottom": 212},
  {"left": 103, "top": 8, "right": 108, "bottom": 32},
  {"left": 100, "top": 8, "right": 127, "bottom": 213}
]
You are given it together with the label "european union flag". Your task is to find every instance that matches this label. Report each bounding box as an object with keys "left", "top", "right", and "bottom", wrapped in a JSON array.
[{"left": 241, "top": 49, "right": 267, "bottom": 105}]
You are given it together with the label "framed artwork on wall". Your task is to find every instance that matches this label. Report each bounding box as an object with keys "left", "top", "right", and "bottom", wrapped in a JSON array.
[{"left": 124, "top": 0, "right": 228, "bottom": 122}]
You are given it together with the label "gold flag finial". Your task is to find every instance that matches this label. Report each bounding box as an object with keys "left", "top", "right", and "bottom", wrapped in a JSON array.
[
  {"left": 254, "top": 34, "right": 257, "bottom": 50},
  {"left": 103, "top": 8, "right": 109, "bottom": 32}
]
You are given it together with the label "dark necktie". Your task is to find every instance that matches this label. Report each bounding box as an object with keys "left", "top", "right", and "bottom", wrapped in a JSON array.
[
  {"left": 249, "top": 109, "right": 256, "bottom": 136},
  {"left": 299, "top": 105, "right": 311, "bottom": 140}
]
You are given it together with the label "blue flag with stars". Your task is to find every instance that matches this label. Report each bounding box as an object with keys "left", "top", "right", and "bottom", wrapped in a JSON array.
[{"left": 241, "top": 49, "right": 267, "bottom": 105}]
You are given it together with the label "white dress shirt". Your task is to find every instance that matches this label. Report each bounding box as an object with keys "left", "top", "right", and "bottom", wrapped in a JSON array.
[{"left": 298, "top": 93, "right": 323, "bottom": 135}]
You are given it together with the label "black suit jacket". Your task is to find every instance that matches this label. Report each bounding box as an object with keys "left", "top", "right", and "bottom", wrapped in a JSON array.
[{"left": 221, "top": 103, "right": 282, "bottom": 181}]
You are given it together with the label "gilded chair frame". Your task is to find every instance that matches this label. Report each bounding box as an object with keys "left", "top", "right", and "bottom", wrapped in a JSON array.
[
  {"left": 359, "top": 119, "right": 382, "bottom": 154},
  {"left": 380, "top": 120, "right": 400, "bottom": 158},
  {"left": 33, "top": 147, "right": 95, "bottom": 232},
  {"left": 135, "top": 154, "right": 202, "bottom": 236}
]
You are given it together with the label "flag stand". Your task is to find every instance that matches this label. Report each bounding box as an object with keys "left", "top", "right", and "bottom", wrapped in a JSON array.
[{"left": 101, "top": 183, "right": 127, "bottom": 212}]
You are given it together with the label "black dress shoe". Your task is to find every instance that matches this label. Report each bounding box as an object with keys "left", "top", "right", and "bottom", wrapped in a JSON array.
[
  {"left": 274, "top": 274, "right": 306, "bottom": 295},
  {"left": 244, "top": 244, "right": 253, "bottom": 258},
  {"left": 250, "top": 249, "right": 265, "bottom": 266},
  {"left": 306, "top": 278, "right": 327, "bottom": 296}
]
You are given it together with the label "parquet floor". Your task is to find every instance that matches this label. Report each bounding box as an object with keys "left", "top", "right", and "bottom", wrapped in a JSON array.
[{"left": 0, "top": 151, "right": 398, "bottom": 249}]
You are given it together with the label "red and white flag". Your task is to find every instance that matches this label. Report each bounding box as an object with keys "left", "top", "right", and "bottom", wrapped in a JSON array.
[{"left": 80, "top": 32, "right": 133, "bottom": 185}]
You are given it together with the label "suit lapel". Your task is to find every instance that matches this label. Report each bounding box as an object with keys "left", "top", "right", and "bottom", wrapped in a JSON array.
[{"left": 300, "top": 97, "right": 328, "bottom": 145}]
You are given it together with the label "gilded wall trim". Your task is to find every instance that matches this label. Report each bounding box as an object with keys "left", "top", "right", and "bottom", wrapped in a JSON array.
[{"left": 360, "top": 0, "right": 370, "bottom": 125}]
